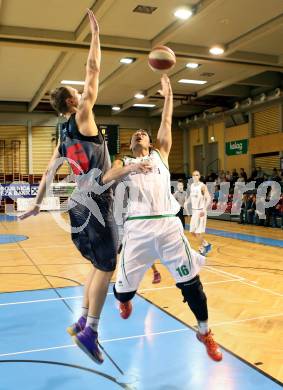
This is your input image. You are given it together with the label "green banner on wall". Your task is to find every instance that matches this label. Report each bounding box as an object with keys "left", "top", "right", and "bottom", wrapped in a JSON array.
[{"left": 225, "top": 139, "right": 248, "bottom": 155}]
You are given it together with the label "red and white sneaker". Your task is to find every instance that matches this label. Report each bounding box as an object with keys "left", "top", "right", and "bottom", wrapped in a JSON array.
[
  {"left": 119, "top": 301, "right": 132, "bottom": 319},
  {"left": 152, "top": 271, "right": 161, "bottom": 284},
  {"left": 196, "top": 330, "right": 223, "bottom": 361}
]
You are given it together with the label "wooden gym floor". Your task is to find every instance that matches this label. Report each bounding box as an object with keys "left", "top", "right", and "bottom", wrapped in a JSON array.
[{"left": 0, "top": 213, "right": 282, "bottom": 384}]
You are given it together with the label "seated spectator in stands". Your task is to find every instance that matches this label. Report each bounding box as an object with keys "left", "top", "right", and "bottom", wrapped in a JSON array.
[
  {"left": 271, "top": 168, "right": 281, "bottom": 183},
  {"left": 255, "top": 199, "right": 265, "bottom": 226},
  {"left": 206, "top": 169, "right": 217, "bottom": 182},
  {"left": 256, "top": 166, "right": 264, "bottom": 179},
  {"left": 276, "top": 194, "right": 283, "bottom": 228},
  {"left": 240, "top": 168, "right": 247, "bottom": 183},
  {"left": 249, "top": 168, "right": 258, "bottom": 182},
  {"left": 213, "top": 185, "right": 221, "bottom": 203},
  {"left": 239, "top": 194, "right": 248, "bottom": 224},
  {"left": 231, "top": 169, "right": 239, "bottom": 185},
  {"left": 237, "top": 171, "right": 246, "bottom": 183},
  {"left": 264, "top": 187, "right": 278, "bottom": 228},
  {"left": 255, "top": 171, "right": 267, "bottom": 187},
  {"left": 246, "top": 194, "right": 256, "bottom": 224},
  {"left": 216, "top": 170, "right": 226, "bottom": 184},
  {"left": 225, "top": 171, "right": 231, "bottom": 182}
]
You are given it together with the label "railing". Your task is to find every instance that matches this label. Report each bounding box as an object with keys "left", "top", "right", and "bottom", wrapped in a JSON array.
[{"left": 206, "top": 158, "right": 219, "bottom": 174}]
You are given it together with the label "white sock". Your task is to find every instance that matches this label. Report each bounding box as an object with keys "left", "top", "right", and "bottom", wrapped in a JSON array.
[
  {"left": 86, "top": 315, "right": 99, "bottom": 332},
  {"left": 81, "top": 307, "right": 88, "bottom": 319},
  {"left": 198, "top": 321, "right": 209, "bottom": 335},
  {"left": 202, "top": 240, "right": 209, "bottom": 247}
]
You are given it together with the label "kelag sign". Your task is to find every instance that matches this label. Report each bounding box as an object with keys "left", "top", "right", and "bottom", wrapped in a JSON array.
[{"left": 225, "top": 139, "right": 248, "bottom": 155}]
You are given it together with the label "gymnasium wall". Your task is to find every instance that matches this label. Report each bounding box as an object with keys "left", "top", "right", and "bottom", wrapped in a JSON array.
[
  {"left": 188, "top": 127, "right": 204, "bottom": 173},
  {"left": 187, "top": 101, "right": 283, "bottom": 175},
  {"left": 208, "top": 122, "right": 225, "bottom": 171},
  {"left": 0, "top": 113, "right": 184, "bottom": 177}
]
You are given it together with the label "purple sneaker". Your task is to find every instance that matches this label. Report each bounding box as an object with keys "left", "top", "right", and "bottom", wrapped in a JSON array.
[
  {"left": 67, "top": 316, "right": 86, "bottom": 336},
  {"left": 73, "top": 326, "right": 104, "bottom": 364}
]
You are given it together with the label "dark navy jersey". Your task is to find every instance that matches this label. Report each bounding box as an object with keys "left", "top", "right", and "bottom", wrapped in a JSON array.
[{"left": 59, "top": 113, "right": 111, "bottom": 187}]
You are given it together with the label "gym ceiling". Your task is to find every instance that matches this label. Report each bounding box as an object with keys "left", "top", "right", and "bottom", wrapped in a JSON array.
[{"left": 0, "top": 0, "right": 283, "bottom": 118}]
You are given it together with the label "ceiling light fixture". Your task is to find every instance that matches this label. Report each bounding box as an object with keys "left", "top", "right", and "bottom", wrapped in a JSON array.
[
  {"left": 133, "top": 103, "right": 156, "bottom": 108},
  {"left": 61, "top": 80, "right": 85, "bottom": 85},
  {"left": 178, "top": 79, "right": 207, "bottom": 85},
  {"left": 112, "top": 105, "right": 121, "bottom": 111},
  {"left": 186, "top": 62, "right": 200, "bottom": 69},
  {"left": 120, "top": 57, "right": 136, "bottom": 64},
  {"left": 134, "top": 92, "right": 145, "bottom": 99},
  {"left": 209, "top": 46, "right": 225, "bottom": 55},
  {"left": 174, "top": 7, "right": 193, "bottom": 20}
]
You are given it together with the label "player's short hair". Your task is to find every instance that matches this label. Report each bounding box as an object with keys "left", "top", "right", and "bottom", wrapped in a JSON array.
[{"left": 50, "top": 87, "right": 72, "bottom": 114}]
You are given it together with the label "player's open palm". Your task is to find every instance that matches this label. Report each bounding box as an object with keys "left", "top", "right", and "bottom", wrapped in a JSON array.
[{"left": 158, "top": 74, "right": 172, "bottom": 98}]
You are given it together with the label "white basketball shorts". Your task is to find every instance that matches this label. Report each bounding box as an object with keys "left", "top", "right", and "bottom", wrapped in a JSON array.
[{"left": 115, "top": 216, "right": 205, "bottom": 293}]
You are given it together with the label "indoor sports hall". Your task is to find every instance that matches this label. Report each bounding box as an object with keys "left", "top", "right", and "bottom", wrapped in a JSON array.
[{"left": 0, "top": 1, "right": 282, "bottom": 389}]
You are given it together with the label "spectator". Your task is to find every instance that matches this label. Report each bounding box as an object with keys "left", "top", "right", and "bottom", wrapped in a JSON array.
[
  {"left": 246, "top": 194, "right": 256, "bottom": 224},
  {"left": 271, "top": 168, "right": 281, "bottom": 183},
  {"left": 237, "top": 171, "right": 246, "bottom": 183},
  {"left": 249, "top": 168, "right": 258, "bottom": 181},
  {"left": 216, "top": 170, "right": 226, "bottom": 184},
  {"left": 225, "top": 171, "right": 231, "bottom": 182},
  {"left": 256, "top": 167, "right": 264, "bottom": 179},
  {"left": 240, "top": 168, "right": 247, "bottom": 183},
  {"left": 206, "top": 169, "right": 218, "bottom": 182},
  {"left": 239, "top": 194, "right": 248, "bottom": 224},
  {"left": 231, "top": 169, "right": 239, "bottom": 185}
]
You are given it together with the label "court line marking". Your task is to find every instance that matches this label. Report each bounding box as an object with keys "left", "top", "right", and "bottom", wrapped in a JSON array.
[
  {"left": 210, "top": 312, "right": 283, "bottom": 327},
  {"left": 1, "top": 312, "right": 283, "bottom": 358},
  {"left": 205, "top": 266, "right": 245, "bottom": 281},
  {"left": 0, "top": 279, "right": 241, "bottom": 307},
  {"left": 0, "top": 329, "right": 189, "bottom": 358},
  {"left": 206, "top": 266, "right": 283, "bottom": 298}
]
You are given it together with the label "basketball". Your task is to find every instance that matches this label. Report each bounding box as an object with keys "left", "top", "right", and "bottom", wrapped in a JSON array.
[{"left": 148, "top": 45, "right": 176, "bottom": 72}]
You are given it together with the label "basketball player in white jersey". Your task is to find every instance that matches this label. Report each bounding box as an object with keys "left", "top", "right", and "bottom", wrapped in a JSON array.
[
  {"left": 103, "top": 75, "right": 222, "bottom": 361},
  {"left": 187, "top": 171, "right": 212, "bottom": 256}
]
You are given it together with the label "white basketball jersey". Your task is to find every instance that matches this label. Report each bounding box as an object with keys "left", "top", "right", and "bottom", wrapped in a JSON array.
[
  {"left": 190, "top": 182, "right": 205, "bottom": 210},
  {"left": 122, "top": 150, "right": 180, "bottom": 218}
]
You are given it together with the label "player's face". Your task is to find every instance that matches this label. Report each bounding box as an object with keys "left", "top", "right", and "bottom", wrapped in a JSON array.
[
  {"left": 130, "top": 130, "right": 151, "bottom": 151},
  {"left": 66, "top": 87, "right": 81, "bottom": 108},
  {"left": 177, "top": 182, "right": 184, "bottom": 191},
  {"left": 192, "top": 172, "right": 200, "bottom": 183}
]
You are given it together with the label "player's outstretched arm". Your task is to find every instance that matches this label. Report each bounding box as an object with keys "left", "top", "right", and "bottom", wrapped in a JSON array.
[
  {"left": 76, "top": 9, "right": 100, "bottom": 135},
  {"left": 19, "top": 143, "right": 63, "bottom": 220},
  {"left": 155, "top": 74, "right": 173, "bottom": 162},
  {"left": 103, "top": 160, "right": 152, "bottom": 184}
]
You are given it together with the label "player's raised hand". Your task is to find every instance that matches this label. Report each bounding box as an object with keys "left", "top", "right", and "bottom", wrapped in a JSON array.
[
  {"left": 87, "top": 9, "right": 99, "bottom": 35},
  {"left": 158, "top": 74, "right": 172, "bottom": 98},
  {"left": 18, "top": 205, "right": 40, "bottom": 220}
]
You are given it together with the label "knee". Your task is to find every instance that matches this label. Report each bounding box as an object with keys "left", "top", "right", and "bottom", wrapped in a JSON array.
[
  {"left": 113, "top": 285, "right": 136, "bottom": 303},
  {"left": 176, "top": 275, "right": 207, "bottom": 304}
]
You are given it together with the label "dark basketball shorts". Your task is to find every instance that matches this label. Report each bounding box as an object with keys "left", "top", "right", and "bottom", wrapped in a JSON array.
[{"left": 68, "top": 192, "right": 118, "bottom": 272}]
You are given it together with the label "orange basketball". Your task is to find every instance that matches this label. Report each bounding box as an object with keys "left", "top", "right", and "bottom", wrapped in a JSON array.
[{"left": 148, "top": 45, "right": 176, "bottom": 72}]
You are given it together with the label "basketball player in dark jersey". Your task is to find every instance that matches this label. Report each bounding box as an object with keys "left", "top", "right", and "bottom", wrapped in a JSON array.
[{"left": 19, "top": 10, "right": 117, "bottom": 365}]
